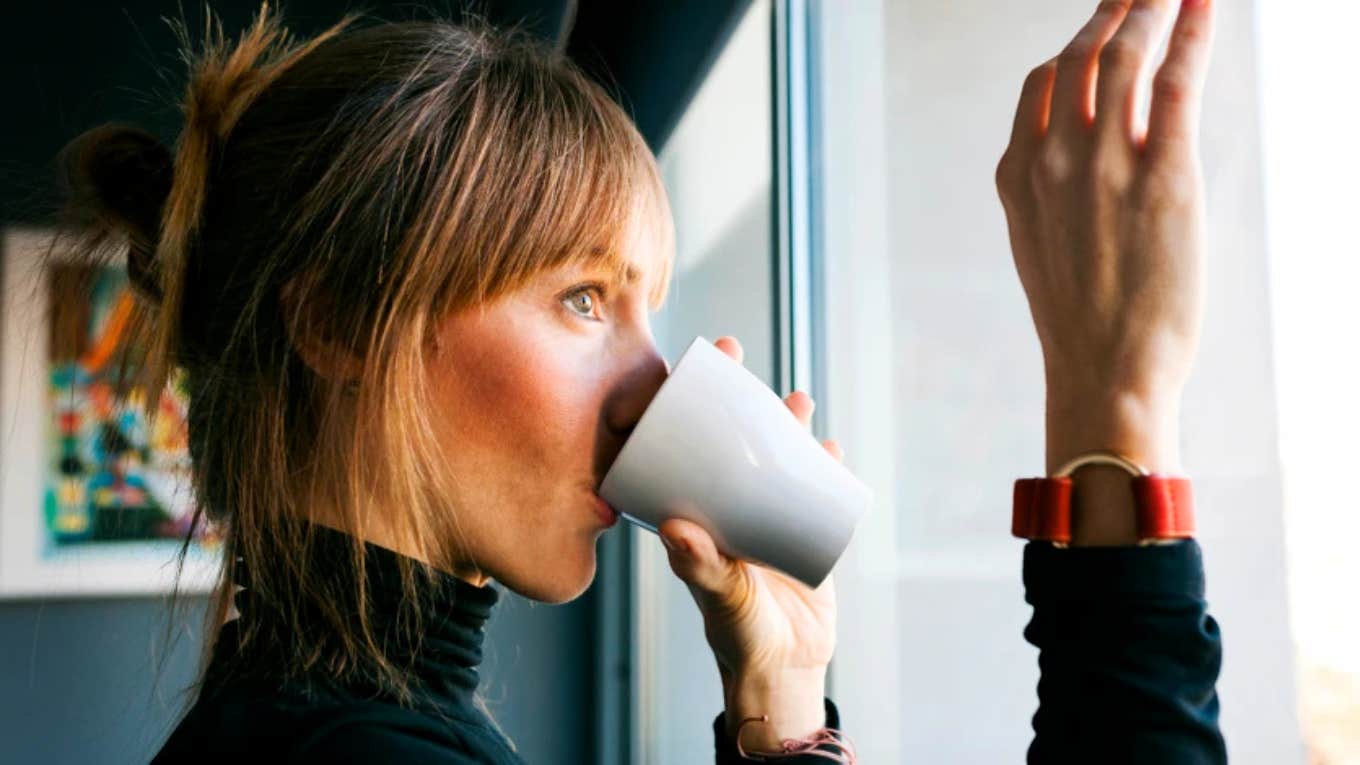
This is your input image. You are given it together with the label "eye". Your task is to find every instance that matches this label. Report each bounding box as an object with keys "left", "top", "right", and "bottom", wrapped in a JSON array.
[{"left": 561, "top": 285, "right": 604, "bottom": 320}]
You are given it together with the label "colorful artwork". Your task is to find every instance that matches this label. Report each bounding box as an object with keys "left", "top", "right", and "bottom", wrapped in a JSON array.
[
  {"left": 1, "top": 229, "right": 221, "bottom": 596},
  {"left": 43, "top": 263, "right": 215, "bottom": 550}
]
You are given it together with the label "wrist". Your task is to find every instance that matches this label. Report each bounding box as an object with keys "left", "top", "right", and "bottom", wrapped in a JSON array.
[
  {"left": 1042, "top": 386, "right": 1185, "bottom": 547},
  {"left": 1044, "top": 386, "right": 1183, "bottom": 474},
  {"left": 722, "top": 664, "right": 827, "bottom": 752}
]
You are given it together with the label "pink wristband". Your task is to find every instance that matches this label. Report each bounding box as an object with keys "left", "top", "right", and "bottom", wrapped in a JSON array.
[{"left": 735, "top": 715, "right": 857, "bottom": 763}]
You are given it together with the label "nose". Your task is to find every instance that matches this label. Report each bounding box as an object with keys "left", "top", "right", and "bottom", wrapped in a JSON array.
[{"left": 603, "top": 342, "right": 669, "bottom": 441}]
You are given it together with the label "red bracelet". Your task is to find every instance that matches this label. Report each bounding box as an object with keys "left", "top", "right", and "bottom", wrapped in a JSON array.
[{"left": 1012, "top": 451, "right": 1195, "bottom": 546}]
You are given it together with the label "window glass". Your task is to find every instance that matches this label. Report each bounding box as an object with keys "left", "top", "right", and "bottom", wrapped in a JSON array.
[{"left": 637, "top": 4, "right": 774, "bottom": 762}]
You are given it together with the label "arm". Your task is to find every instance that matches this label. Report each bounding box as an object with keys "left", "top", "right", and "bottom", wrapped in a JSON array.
[
  {"left": 995, "top": 0, "right": 1224, "bottom": 761},
  {"left": 1024, "top": 541, "right": 1226, "bottom": 764}
]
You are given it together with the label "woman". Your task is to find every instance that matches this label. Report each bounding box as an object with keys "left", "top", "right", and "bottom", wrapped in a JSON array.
[{"left": 56, "top": 0, "right": 1223, "bottom": 761}]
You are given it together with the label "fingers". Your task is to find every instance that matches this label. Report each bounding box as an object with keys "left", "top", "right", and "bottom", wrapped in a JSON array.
[
  {"left": 784, "top": 390, "right": 814, "bottom": 428},
  {"left": 1048, "top": 1, "right": 1132, "bottom": 144},
  {"left": 1093, "top": 0, "right": 1179, "bottom": 147},
  {"left": 658, "top": 517, "right": 748, "bottom": 601},
  {"left": 783, "top": 393, "right": 843, "bottom": 461},
  {"left": 714, "top": 335, "right": 744, "bottom": 365},
  {"left": 1147, "top": 0, "right": 1216, "bottom": 157},
  {"left": 782, "top": 394, "right": 844, "bottom": 463},
  {"left": 716, "top": 339, "right": 836, "bottom": 457},
  {"left": 822, "top": 438, "right": 844, "bottom": 463},
  {"left": 1007, "top": 59, "right": 1057, "bottom": 155}
]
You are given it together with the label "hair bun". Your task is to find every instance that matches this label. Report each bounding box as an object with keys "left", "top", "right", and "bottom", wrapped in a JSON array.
[{"left": 60, "top": 123, "right": 173, "bottom": 302}]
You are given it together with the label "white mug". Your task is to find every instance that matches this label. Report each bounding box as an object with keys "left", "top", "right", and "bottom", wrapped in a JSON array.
[{"left": 599, "top": 336, "right": 872, "bottom": 589}]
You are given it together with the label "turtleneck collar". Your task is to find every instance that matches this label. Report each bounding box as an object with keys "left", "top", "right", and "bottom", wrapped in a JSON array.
[{"left": 219, "top": 521, "right": 500, "bottom": 708}]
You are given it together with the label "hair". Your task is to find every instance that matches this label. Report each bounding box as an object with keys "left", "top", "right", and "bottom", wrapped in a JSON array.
[{"left": 52, "top": 4, "right": 673, "bottom": 711}]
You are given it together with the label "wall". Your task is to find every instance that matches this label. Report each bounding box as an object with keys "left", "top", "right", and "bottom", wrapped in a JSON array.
[
  {"left": 0, "top": 589, "right": 597, "bottom": 764},
  {"left": 0, "top": 598, "right": 206, "bottom": 763}
]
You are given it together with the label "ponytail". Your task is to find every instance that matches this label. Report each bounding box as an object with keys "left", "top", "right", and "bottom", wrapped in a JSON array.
[
  {"left": 58, "top": 123, "right": 173, "bottom": 303},
  {"left": 58, "top": 3, "right": 350, "bottom": 394}
]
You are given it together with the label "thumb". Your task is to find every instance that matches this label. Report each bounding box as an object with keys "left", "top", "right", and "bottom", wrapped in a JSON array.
[{"left": 658, "top": 518, "right": 747, "bottom": 603}]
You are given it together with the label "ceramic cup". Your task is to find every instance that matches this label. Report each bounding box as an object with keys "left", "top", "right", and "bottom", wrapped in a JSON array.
[{"left": 598, "top": 336, "right": 872, "bottom": 588}]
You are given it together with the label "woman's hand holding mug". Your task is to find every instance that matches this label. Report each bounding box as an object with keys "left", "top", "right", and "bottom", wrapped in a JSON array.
[
  {"left": 996, "top": 0, "right": 1216, "bottom": 545},
  {"left": 659, "top": 335, "right": 842, "bottom": 752}
]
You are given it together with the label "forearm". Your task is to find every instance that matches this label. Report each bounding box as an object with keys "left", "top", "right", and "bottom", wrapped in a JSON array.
[
  {"left": 1023, "top": 540, "right": 1226, "bottom": 764},
  {"left": 1035, "top": 374, "right": 1226, "bottom": 762}
]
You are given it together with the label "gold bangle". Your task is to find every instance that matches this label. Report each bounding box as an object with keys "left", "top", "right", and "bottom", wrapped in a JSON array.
[
  {"left": 1048, "top": 450, "right": 1184, "bottom": 547},
  {"left": 1051, "top": 450, "right": 1149, "bottom": 479}
]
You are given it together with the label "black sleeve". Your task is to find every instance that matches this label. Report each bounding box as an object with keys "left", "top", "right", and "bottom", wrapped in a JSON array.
[
  {"left": 713, "top": 698, "right": 843, "bottom": 764},
  {"left": 1023, "top": 539, "right": 1227, "bottom": 764}
]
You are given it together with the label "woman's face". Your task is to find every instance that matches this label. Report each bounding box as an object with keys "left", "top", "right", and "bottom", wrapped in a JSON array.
[{"left": 424, "top": 238, "right": 670, "bottom": 604}]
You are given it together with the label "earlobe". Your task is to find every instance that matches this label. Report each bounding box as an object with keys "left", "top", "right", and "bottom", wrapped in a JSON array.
[{"left": 279, "top": 277, "right": 364, "bottom": 384}]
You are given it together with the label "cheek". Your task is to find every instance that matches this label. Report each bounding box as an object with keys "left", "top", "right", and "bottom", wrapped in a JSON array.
[
  {"left": 482, "top": 360, "right": 585, "bottom": 454},
  {"left": 429, "top": 325, "right": 600, "bottom": 479}
]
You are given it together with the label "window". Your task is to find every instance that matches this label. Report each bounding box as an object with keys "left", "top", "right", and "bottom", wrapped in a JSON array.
[
  {"left": 817, "top": 2, "right": 1299, "bottom": 762},
  {"left": 1258, "top": 1, "right": 1360, "bottom": 760},
  {"left": 631, "top": 2, "right": 1318, "bottom": 762},
  {"left": 636, "top": 4, "right": 775, "bottom": 763}
]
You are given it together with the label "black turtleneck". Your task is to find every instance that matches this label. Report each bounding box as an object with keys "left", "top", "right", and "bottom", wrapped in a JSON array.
[
  {"left": 151, "top": 523, "right": 832, "bottom": 763},
  {"left": 151, "top": 523, "right": 1223, "bottom": 763},
  {"left": 152, "top": 523, "right": 521, "bottom": 763}
]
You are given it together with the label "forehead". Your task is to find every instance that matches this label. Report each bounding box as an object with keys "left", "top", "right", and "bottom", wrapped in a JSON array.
[
  {"left": 584, "top": 200, "right": 674, "bottom": 309},
  {"left": 579, "top": 248, "right": 668, "bottom": 310}
]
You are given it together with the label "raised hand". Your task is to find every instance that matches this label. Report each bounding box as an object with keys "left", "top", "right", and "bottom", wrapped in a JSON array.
[{"left": 995, "top": 0, "right": 1216, "bottom": 544}]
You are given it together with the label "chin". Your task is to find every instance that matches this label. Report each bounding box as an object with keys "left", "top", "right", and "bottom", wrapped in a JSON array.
[{"left": 501, "top": 545, "right": 598, "bottom": 605}]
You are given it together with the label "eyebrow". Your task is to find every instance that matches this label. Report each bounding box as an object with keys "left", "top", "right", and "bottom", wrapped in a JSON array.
[
  {"left": 585, "top": 246, "right": 643, "bottom": 286},
  {"left": 590, "top": 252, "right": 671, "bottom": 312}
]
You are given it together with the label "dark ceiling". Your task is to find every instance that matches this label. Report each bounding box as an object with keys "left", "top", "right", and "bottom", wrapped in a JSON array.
[{"left": 0, "top": 0, "right": 752, "bottom": 223}]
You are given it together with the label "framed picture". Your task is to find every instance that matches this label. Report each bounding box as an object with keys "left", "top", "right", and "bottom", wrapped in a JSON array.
[{"left": 0, "top": 227, "right": 220, "bottom": 597}]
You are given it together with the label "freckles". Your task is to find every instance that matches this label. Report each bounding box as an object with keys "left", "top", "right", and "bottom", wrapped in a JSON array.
[
  {"left": 495, "top": 354, "right": 597, "bottom": 454},
  {"left": 432, "top": 314, "right": 587, "bottom": 462},
  {"left": 489, "top": 358, "right": 567, "bottom": 433}
]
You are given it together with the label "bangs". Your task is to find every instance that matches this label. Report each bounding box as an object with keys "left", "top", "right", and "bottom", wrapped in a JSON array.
[
  {"left": 422, "top": 58, "right": 675, "bottom": 315},
  {"left": 565, "top": 148, "right": 675, "bottom": 312}
]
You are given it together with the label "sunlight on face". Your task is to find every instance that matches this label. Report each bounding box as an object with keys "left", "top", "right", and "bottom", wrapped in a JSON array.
[{"left": 422, "top": 215, "right": 674, "bottom": 603}]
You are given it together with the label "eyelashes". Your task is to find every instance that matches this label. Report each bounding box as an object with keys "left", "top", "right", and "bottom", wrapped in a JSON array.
[{"left": 560, "top": 282, "right": 607, "bottom": 321}]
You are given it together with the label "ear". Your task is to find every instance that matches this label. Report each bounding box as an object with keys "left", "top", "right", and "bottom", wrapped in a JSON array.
[{"left": 279, "top": 277, "right": 363, "bottom": 384}]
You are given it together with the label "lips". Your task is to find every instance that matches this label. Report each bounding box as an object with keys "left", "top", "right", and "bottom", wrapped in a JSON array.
[{"left": 591, "top": 492, "right": 619, "bottom": 527}]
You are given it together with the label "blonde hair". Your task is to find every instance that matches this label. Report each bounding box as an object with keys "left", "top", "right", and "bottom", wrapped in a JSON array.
[{"left": 56, "top": 4, "right": 673, "bottom": 707}]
